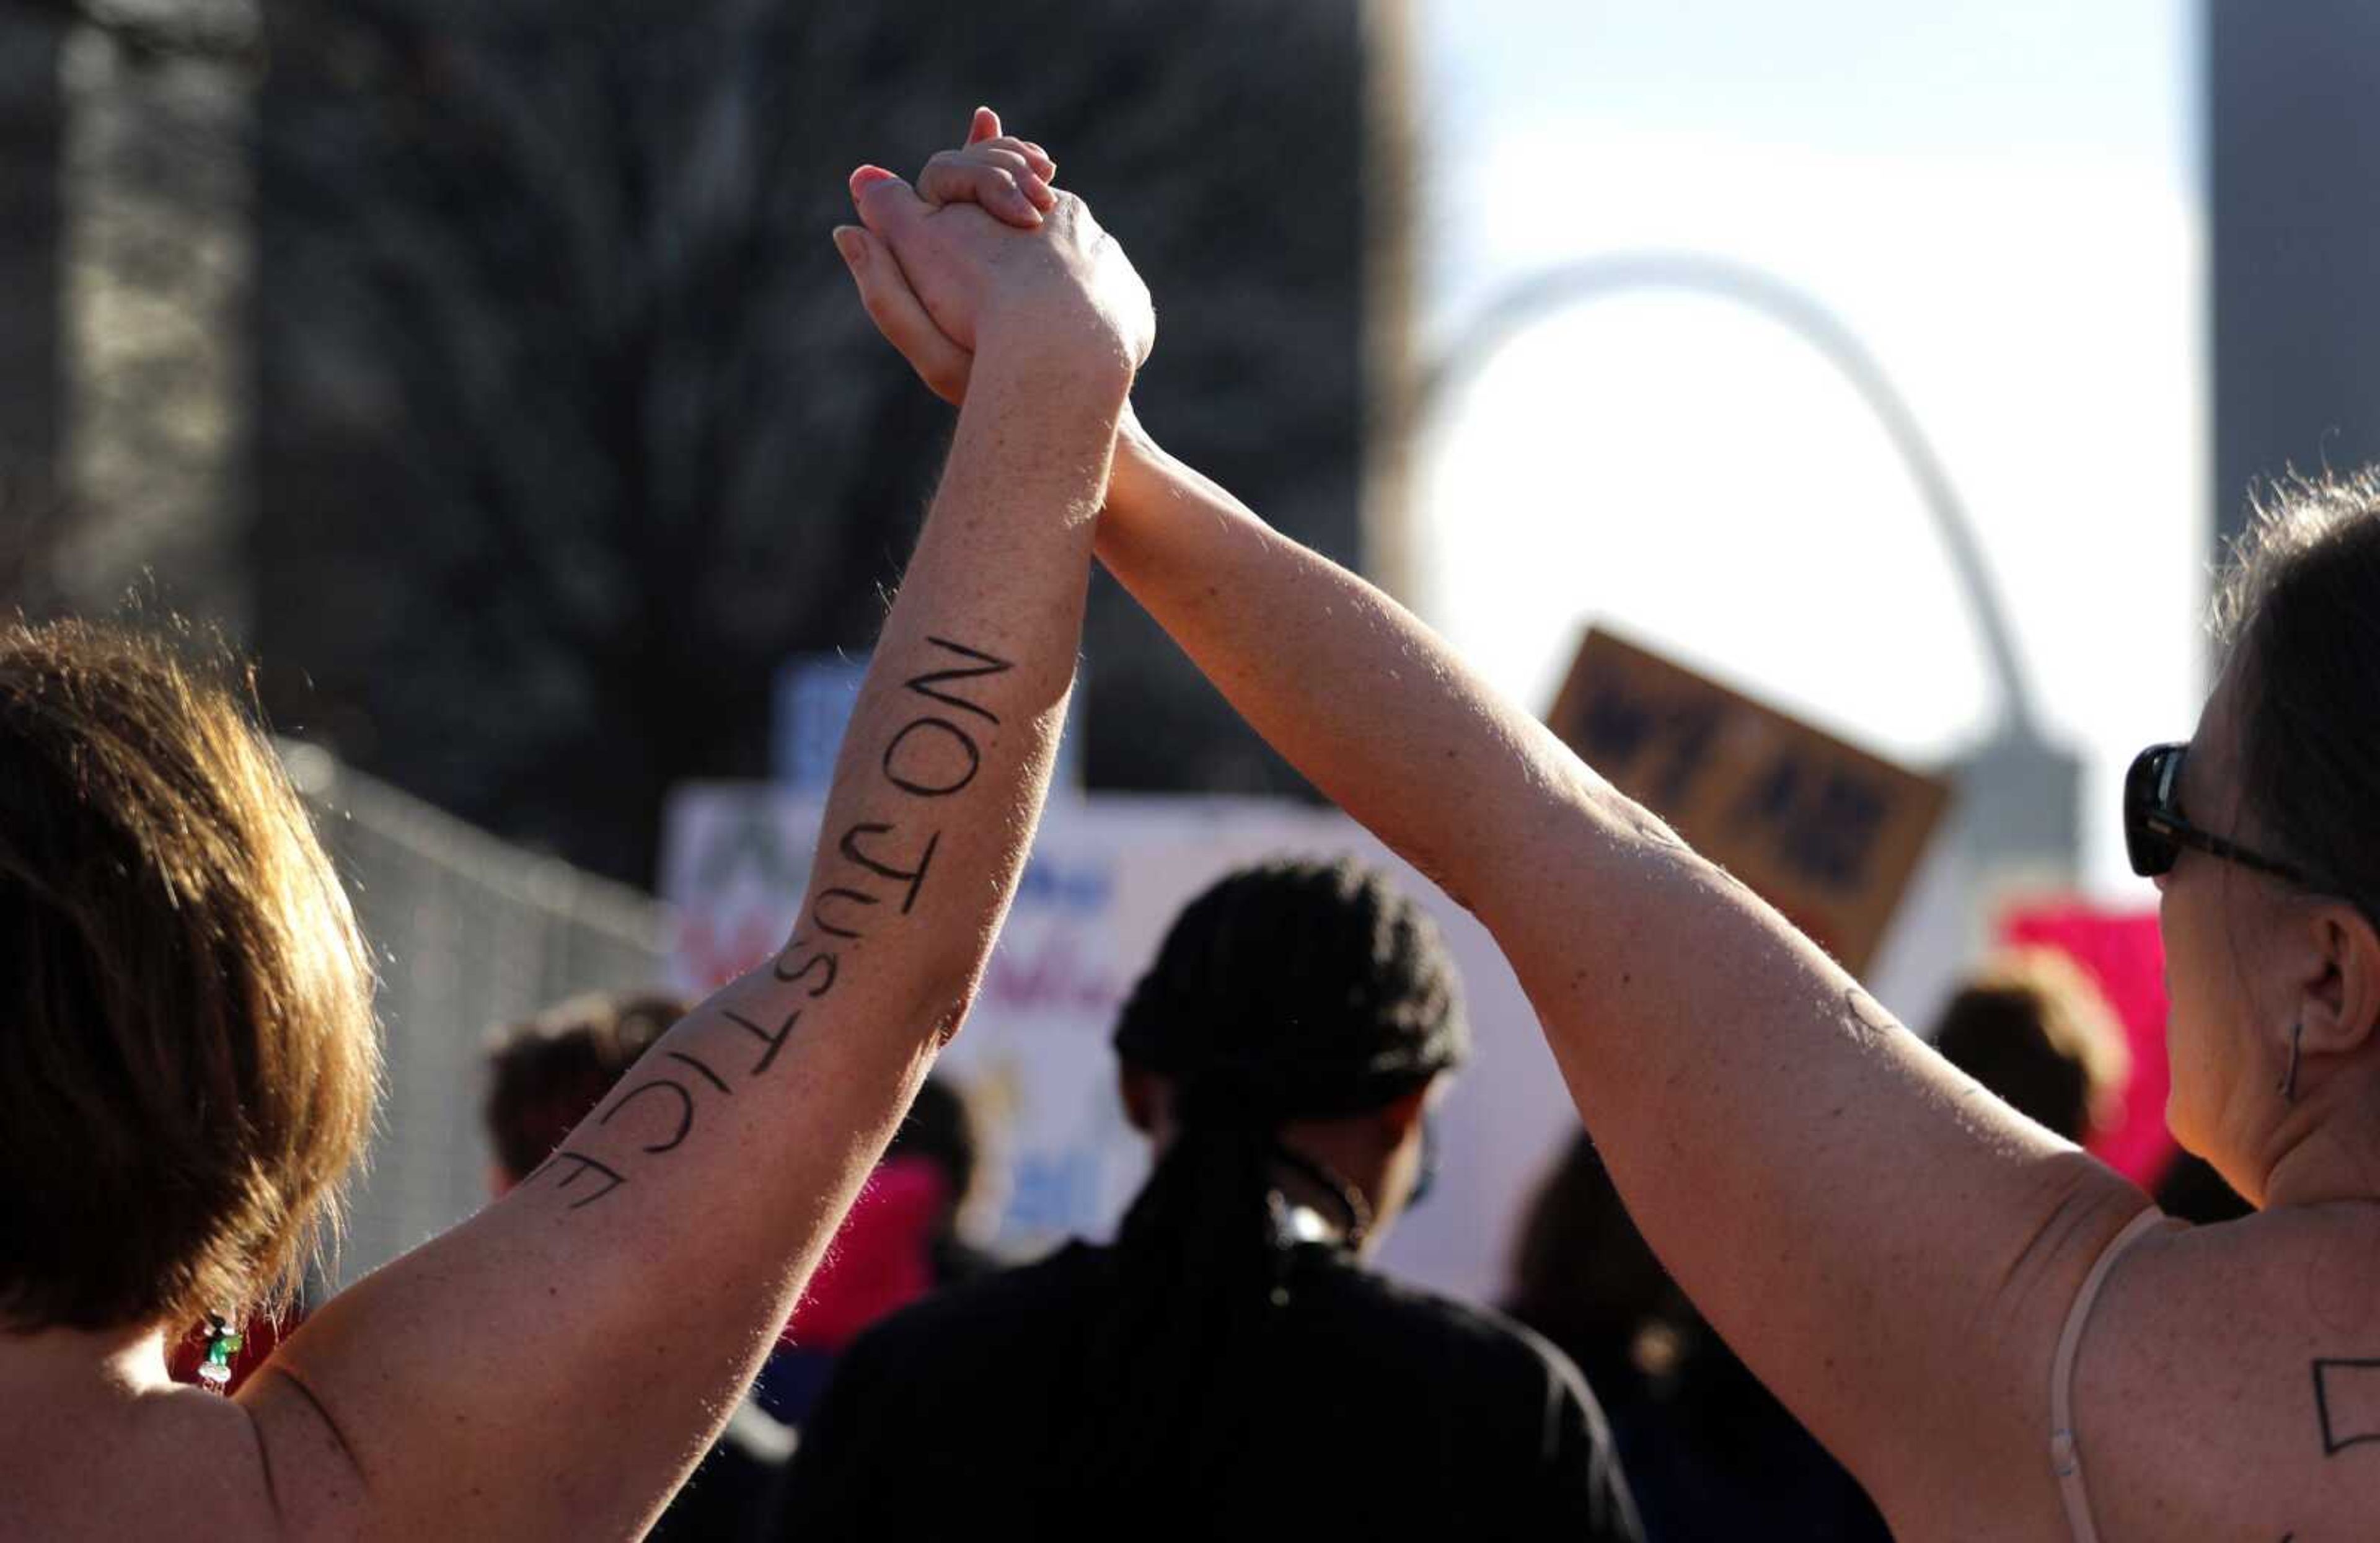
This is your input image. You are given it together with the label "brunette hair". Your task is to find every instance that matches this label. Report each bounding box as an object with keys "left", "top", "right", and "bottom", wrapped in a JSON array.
[
  {"left": 2215, "top": 471, "right": 2380, "bottom": 923},
  {"left": 0, "top": 619, "right": 377, "bottom": 1333},
  {"left": 483, "top": 991, "right": 685, "bottom": 1182},
  {"left": 1931, "top": 949, "right": 2130, "bottom": 1143}
]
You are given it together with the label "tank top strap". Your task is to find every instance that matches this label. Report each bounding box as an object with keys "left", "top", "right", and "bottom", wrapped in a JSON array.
[{"left": 2049, "top": 1206, "right": 2171, "bottom": 1543}]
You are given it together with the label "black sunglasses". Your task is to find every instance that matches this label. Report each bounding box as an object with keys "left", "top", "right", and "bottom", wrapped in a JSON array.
[{"left": 2123, "top": 741, "right": 2313, "bottom": 886}]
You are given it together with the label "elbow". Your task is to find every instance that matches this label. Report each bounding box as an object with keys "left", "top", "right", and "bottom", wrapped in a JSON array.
[
  {"left": 904, "top": 955, "right": 985, "bottom": 1049},
  {"left": 925, "top": 975, "right": 981, "bottom": 1048}
]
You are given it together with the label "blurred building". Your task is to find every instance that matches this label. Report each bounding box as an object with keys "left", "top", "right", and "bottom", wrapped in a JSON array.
[
  {"left": 2211, "top": 1, "right": 2380, "bottom": 554},
  {"left": 0, "top": 0, "right": 1414, "bottom": 1277},
  {"left": 246, "top": 0, "right": 1410, "bottom": 884},
  {"left": 1, "top": 0, "right": 1411, "bottom": 886},
  {"left": 0, "top": 11, "right": 63, "bottom": 591}
]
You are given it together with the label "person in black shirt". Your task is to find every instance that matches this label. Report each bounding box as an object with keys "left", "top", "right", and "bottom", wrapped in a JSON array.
[
  {"left": 774, "top": 857, "right": 1641, "bottom": 1540},
  {"left": 1508, "top": 1133, "right": 1890, "bottom": 1542}
]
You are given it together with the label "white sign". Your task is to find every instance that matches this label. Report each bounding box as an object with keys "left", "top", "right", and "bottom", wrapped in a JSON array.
[{"left": 659, "top": 787, "right": 1584, "bottom": 1304}]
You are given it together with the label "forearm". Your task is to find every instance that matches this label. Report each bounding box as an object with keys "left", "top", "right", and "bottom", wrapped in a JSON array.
[
  {"left": 789, "top": 327, "right": 1121, "bottom": 1031},
  {"left": 270, "top": 340, "right": 1129, "bottom": 1542},
  {"left": 1096, "top": 419, "right": 1621, "bottom": 908},
  {"left": 1093, "top": 427, "right": 2140, "bottom": 1506}
]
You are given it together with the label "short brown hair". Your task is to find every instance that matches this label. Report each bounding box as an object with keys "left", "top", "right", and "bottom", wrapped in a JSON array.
[
  {"left": 483, "top": 991, "right": 685, "bottom": 1182},
  {"left": 0, "top": 619, "right": 377, "bottom": 1332},
  {"left": 1932, "top": 949, "right": 2130, "bottom": 1143}
]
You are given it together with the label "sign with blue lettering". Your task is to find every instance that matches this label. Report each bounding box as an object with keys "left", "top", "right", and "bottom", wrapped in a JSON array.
[{"left": 1546, "top": 627, "right": 1950, "bottom": 974}]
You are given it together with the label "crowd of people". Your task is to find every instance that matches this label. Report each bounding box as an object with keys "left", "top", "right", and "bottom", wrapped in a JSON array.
[
  {"left": 208, "top": 875, "right": 2185, "bottom": 1539},
  {"left": 3, "top": 108, "right": 2377, "bottom": 1540}
]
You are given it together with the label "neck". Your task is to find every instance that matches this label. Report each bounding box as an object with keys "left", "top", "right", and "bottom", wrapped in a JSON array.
[
  {"left": 0, "top": 1319, "right": 174, "bottom": 1407},
  {"left": 2252, "top": 1072, "right": 2380, "bottom": 1209},
  {"left": 1271, "top": 1132, "right": 1390, "bottom": 1256}
]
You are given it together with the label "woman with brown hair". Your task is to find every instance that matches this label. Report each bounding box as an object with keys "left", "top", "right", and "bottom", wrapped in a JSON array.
[
  {"left": 848, "top": 130, "right": 2380, "bottom": 1539},
  {"left": 0, "top": 120, "right": 1149, "bottom": 1540}
]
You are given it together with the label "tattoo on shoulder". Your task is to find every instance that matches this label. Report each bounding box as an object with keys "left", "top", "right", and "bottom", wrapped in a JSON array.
[
  {"left": 530, "top": 635, "right": 1018, "bottom": 1213},
  {"left": 2313, "top": 1357, "right": 2380, "bottom": 1457}
]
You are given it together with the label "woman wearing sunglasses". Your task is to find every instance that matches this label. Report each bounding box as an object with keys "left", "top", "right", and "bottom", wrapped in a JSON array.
[{"left": 846, "top": 123, "right": 2380, "bottom": 1541}]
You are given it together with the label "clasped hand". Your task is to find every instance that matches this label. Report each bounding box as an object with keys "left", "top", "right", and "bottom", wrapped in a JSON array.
[{"left": 836, "top": 108, "right": 1150, "bottom": 402}]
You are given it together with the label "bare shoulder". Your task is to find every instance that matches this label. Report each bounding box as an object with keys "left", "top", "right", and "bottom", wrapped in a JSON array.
[
  {"left": 238, "top": 1360, "right": 376, "bottom": 1541},
  {"left": 0, "top": 1385, "right": 284, "bottom": 1543},
  {"left": 2078, "top": 1206, "right": 2380, "bottom": 1541}
]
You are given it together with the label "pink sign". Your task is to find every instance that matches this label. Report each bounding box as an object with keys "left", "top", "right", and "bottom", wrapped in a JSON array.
[{"left": 1999, "top": 901, "right": 2171, "bottom": 1187}]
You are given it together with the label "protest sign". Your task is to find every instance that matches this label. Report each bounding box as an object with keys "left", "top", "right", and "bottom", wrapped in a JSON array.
[
  {"left": 659, "top": 787, "right": 1579, "bottom": 1301},
  {"left": 1546, "top": 627, "right": 1952, "bottom": 973},
  {"left": 2000, "top": 900, "right": 2171, "bottom": 1185}
]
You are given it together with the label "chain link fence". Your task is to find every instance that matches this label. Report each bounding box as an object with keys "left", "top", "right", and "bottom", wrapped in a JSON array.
[{"left": 283, "top": 742, "right": 671, "bottom": 1289}]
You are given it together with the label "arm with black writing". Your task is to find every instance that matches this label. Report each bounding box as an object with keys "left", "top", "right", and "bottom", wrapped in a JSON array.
[{"left": 242, "top": 143, "right": 1144, "bottom": 1543}]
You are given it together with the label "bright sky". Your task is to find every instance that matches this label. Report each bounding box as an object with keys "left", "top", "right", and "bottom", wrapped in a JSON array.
[{"left": 1411, "top": 0, "right": 2205, "bottom": 900}]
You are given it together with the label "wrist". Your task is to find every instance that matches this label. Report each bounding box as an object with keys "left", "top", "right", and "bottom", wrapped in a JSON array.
[
  {"left": 1104, "top": 405, "right": 1170, "bottom": 518},
  {"left": 974, "top": 306, "right": 1136, "bottom": 397}
]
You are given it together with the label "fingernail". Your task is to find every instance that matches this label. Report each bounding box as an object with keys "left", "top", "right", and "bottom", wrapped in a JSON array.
[
  {"left": 849, "top": 164, "right": 898, "bottom": 195},
  {"left": 832, "top": 227, "right": 863, "bottom": 266}
]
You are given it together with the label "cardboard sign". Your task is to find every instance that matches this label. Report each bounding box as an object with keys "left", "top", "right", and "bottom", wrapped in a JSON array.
[{"left": 1546, "top": 627, "right": 1950, "bottom": 974}]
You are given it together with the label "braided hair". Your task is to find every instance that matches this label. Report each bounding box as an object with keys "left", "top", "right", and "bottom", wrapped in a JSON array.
[{"left": 1085, "top": 856, "right": 1468, "bottom": 1487}]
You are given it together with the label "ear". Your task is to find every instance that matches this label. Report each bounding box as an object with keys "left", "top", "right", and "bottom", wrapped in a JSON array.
[{"left": 2298, "top": 900, "right": 2380, "bottom": 1056}]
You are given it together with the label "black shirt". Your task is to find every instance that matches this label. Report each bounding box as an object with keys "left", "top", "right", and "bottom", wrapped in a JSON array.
[
  {"left": 648, "top": 1395, "right": 794, "bottom": 1543},
  {"left": 772, "top": 1240, "right": 1642, "bottom": 1540}
]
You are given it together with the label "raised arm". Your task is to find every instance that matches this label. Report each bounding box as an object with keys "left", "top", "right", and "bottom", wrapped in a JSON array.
[
  {"left": 1095, "top": 421, "right": 2161, "bottom": 1533},
  {"left": 841, "top": 200, "right": 2143, "bottom": 1535},
  {"left": 1090, "top": 425, "right": 2144, "bottom": 1530},
  {"left": 242, "top": 154, "right": 1148, "bottom": 1542}
]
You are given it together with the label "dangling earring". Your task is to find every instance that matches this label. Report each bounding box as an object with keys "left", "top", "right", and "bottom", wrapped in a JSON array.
[
  {"left": 2278, "top": 1021, "right": 2304, "bottom": 1105},
  {"left": 197, "top": 1311, "right": 244, "bottom": 1390}
]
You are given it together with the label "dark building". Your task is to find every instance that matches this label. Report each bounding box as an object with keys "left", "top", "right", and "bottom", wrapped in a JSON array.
[
  {"left": 249, "top": 0, "right": 1409, "bottom": 885},
  {"left": 0, "top": 7, "right": 65, "bottom": 599},
  {"left": 2210, "top": 1, "right": 2380, "bottom": 554}
]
